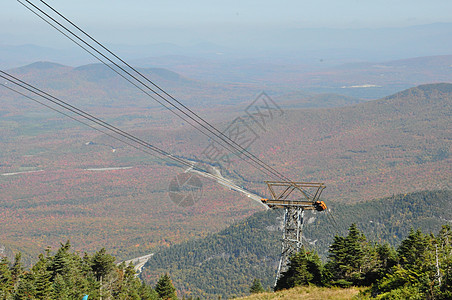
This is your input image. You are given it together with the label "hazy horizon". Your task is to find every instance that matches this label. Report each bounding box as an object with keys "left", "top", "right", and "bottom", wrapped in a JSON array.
[
  {"left": 2, "top": 1, "right": 452, "bottom": 78},
  {"left": 3, "top": 1, "right": 452, "bottom": 47}
]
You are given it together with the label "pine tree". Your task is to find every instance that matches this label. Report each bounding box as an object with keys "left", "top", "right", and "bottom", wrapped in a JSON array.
[
  {"left": 437, "top": 225, "right": 452, "bottom": 299},
  {"left": 372, "top": 243, "right": 397, "bottom": 283},
  {"left": 325, "top": 223, "right": 378, "bottom": 286},
  {"left": 372, "top": 227, "right": 440, "bottom": 299},
  {"left": 49, "top": 241, "right": 71, "bottom": 280},
  {"left": 155, "top": 274, "right": 177, "bottom": 300},
  {"left": 249, "top": 278, "right": 265, "bottom": 294},
  {"left": 138, "top": 281, "right": 159, "bottom": 300},
  {"left": 3, "top": 243, "right": 160, "bottom": 299},
  {"left": 52, "top": 274, "right": 70, "bottom": 300},
  {"left": 275, "top": 248, "right": 323, "bottom": 291},
  {"left": 112, "top": 263, "right": 142, "bottom": 300},
  {"left": 91, "top": 248, "right": 115, "bottom": 281},
  {"left": 33, "top": 254, "right": 53, "bottom": 300},
  {"left": 397, "top": 228, "right": 432, "bottom": 270},
  {"left": 14, "top": 273, "right": 36, "bottom": 300},
  {"left": 11, "top": 253, "right": 24, "bottom": 289},
  {"left": 0, "top": 256, "right": 13, "bottom": 299}
]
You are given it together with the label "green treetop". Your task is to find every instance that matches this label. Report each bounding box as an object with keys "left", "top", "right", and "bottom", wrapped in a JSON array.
[{"left": 155, "top": 273, "right": 177, "bottom": 300}]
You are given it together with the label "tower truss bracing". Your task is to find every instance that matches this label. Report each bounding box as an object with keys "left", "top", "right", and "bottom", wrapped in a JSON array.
[{"left": 261, "top": 181, "right": 327, "bottom": 286}]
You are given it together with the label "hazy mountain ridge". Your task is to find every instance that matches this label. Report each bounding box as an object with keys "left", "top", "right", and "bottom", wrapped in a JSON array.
[
  {"left": 4, "top": 61, "right": 205, "bottom": 109},
  {"left": 9, "top": 61, "right": 193, "bottom": 88},
  {"left": 180, "top": 83, "right": 451, "bottom": 203},
  {"left": 132, "top": 54, "right": 452, "bottom": 99},
  {"left": 2, "top": 60, "right": 372, "bottom": 112},
  {"left": 2, "top": 22, "right": 452, "bottom": 69}
]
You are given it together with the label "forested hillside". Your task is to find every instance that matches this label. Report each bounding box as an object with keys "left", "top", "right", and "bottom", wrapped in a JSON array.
[
  {"left": 2, "top": 210, "right": 450, "bottom": 299},
  {"left": 0, "top": 242, "right": 161, "bottom": 299},
  {"left": 241, "top": 223, "right": 452, "bottom": 299},
  {"left": 221, "top": 83, "right": 451, "bottom": 203},
  {"left": 141, "top": 190, "right": 451, "bottom": 299},
  {"left": 1, "top": 71, "right": 450, "bottom": 271}
]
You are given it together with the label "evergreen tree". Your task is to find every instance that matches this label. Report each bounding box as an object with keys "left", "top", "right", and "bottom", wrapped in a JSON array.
[
  {"left": 11, "top": 253, "right": 24, "bottom": 289},
  {"left": 49, "top": 241, "right": 71, "bottom": 280},
  {"left": 397, "top": 228, "right": 432, "bottom": 270},
  {"left": 46, "top": 242, "right": 91, "bottom": 299},
  {"left": 325, "top": 223, "right": 378, "bottom": 286},
  {"left": 52, "top": 274, "right": 70, "bottom": 300},
  {"left": 372, "top": 228, "right": 441, "bottom": 299},
  {"left": 437, "top": 225, "right": 452, "bottom": 299},
  {"left": 32, "top": 254, "right": 53, "bottom": 300},
  {"left": 275, "top": 248, "right": 323, "bottom": 291},
  {"left": 375, "top": 243, "right": 397, "bottom": 279},
  {"left": 91, "top": 248, "right": 115, "bottom": 281},
  {"left": 439, "top": 255, "right": 452, "bottom": 300},
  {"left": 0, "top": 256, "right": 13, "bottom": 299},
  {"left": 249, "top": 278, "right": 265, "bottom": 294},
  {"left": 155, "top": 274, "right": 177, "bottom": 300},
  {"left": 138, "top": 281, "right": 159, "bottom": 300},
  {"left": 3, "top": 242, "right": 157, "bottom": 299},
  {"left": 112, "top": 263, "right": 142, "bottom": 300},
  {"left": 14, "top": 273, "right": 36, "bottom": 300}
]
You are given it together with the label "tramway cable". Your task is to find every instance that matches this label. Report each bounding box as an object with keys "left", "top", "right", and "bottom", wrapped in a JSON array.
[
  {"left": 0, "top": 82, "right": 176, "bottom": 166},
  {"left": 1, "top": 71, "right": 192, "bottom": 170},
  {"left": 16, "top": 0, "right": 280, "bottom": 181},
  {"left": 18, "top": 0, "right": 292, "bottom": 183},
  {"left": 0, "top": 71, "right": 260, "bottom": 190},
  {"left": 14, "top": 0, "right": 335, "bottom": 285}
]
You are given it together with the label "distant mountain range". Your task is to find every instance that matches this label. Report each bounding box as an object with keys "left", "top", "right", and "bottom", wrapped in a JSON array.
[
  {"left": 4, "top": 54, "right": 452, "bottom": 113},
  {"left": 92, "top": 54, "right": 452, "bottom": 99},
  {"left": 5, "top": 52, "right": 451, "bottom": 103},
  {"left": 3, "top": 61, "right": 366, "bottom": 110},
  {"left": 2, "top": 22, "right": 452, "bottom": 100},
  {"left": 2, "top": 22, "right": 452, "bottom": 68},
  {"left": 5, "top": 61, "right": 200, "bottom": 108}
]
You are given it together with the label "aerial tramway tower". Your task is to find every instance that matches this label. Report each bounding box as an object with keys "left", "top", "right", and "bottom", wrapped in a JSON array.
[{"left": 261, "top": 181, "right": 327, "bottom": 285}]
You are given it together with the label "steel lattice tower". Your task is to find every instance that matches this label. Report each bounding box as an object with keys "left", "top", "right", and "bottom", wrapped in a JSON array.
[{"left": 261, "top": 181, "right": 327, "bottom": 286}]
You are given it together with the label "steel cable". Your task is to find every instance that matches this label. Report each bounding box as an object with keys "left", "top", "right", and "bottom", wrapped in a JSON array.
[{"left": 19, "top": 0, "right": 293, "bottom": 183}]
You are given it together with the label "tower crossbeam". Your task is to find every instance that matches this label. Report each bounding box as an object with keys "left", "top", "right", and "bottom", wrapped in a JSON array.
[{"left": 261, "top": 181, "right": 327, "bottom": 286}]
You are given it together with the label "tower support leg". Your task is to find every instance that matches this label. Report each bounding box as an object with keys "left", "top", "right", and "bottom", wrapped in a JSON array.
[{"left": 274, "top": 206, "right": 305, "bottom": 286}]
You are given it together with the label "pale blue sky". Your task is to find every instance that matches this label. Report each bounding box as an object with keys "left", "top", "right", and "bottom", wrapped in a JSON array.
[{"left": 2, "top": 0, "right": 452, "bottom": 47}]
